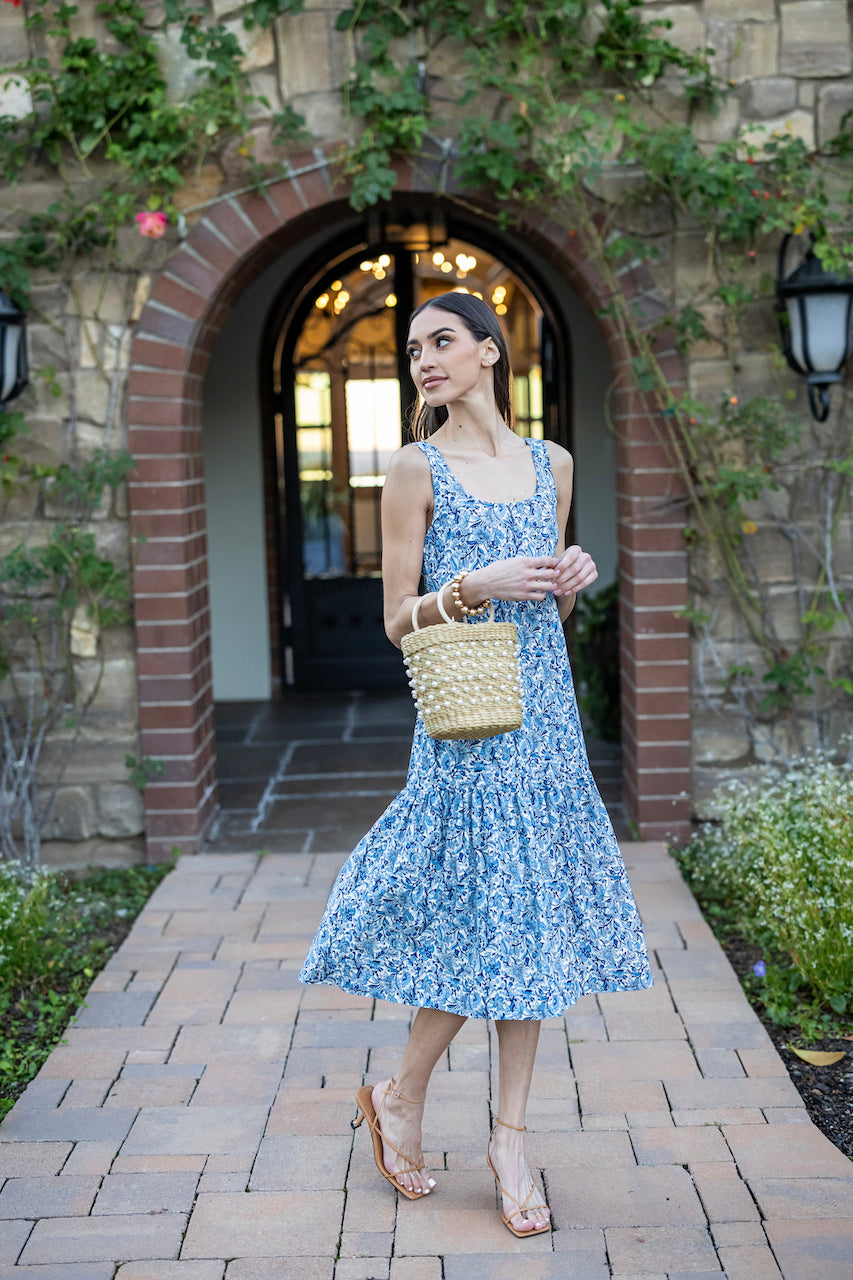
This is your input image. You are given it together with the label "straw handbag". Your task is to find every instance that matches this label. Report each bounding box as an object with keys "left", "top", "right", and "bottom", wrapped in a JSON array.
[{"left": 401, "top": 587, "right": 523, "bottom": 740}]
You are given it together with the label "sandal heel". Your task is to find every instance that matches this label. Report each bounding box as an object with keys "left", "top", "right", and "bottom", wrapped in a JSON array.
[{"left": 351, "top": 1106, "right": 364, "bottom": 1130}]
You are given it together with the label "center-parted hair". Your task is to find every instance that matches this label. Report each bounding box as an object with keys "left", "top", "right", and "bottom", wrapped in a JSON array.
[{"left": 407, "top": 292, "right": 512, "bottom": 440}]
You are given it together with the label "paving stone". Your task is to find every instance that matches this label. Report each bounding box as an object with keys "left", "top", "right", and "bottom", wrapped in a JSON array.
[
  {"left": 688, "top": 1161, "right": 760, "bottom": 1223},
  {"left": 0, "top": 1265, "right": 116, "bottom": 1279},
  {"left": 601, "top": 1010, "right": 687, "bottom": 1041},
  {"left": 605, "top": 1225, "right": 719, "bottom": 1274},
  {"left": 0, "top": 1175, "right": 99, "bottom": 1219},
  {"left": 222, "top": 991, "right": 300, "bottom": 1024},
  {"left": 0, "top": 1144, "right": 71, "bottom": 1178},
  {"left": 535, "top": 1164, "right": 706, "bottom": 1228},
  {"left": 630, "top": 1125, "right": 731, "bottom": 1165},
  {"left": 36, "top": 1050, "right": 127, "bottom": 1081},
  {"left": 723, "top": 1122, "right": 853, "bottom": 1179},
  {"left": 578, "top": 1081, "right": 669, "bottom": 1114},
  {"left": 116, "top": 1264, "right": 225, "bottom": 1279},
  {"left": 680, "top": 1021, "right": 774, "bottom": 1051},
  {"left": 711, "top": 1220, "right": 767, "bottom": 1246},
  {"left": 190, "top": 1063, "right": 282, "bottom": 1109},
  {"left": 169, "top": 1026, "right": 294, "bottom": 1063},
  {"left": 581, "top": 1113, "right": 628, "bottom": 1130},
  {"left": 716, "top": 1243, "right": 783, "bottom": 1279},
  {"left": 571, "top": 1041, "right": 700, "bottom": 1082},
  {"left": 106, "top": 1078, "right": 196, "bottom": 1108},
  {"left": 389, "top": 1259, "right": 443, "bottom": 1280},
  {"left": 664, "top": 1077, "right": 801, "bottom": 1112},
  {"left": 0, "top": 1108, "right": 136, "bottom": 1145},
  {"left": 19, "top": 1214, "right": 187, "bottom": 1264},
  {"left": 112, "top": 1156, "right": 207, "bottom": 1175},
  {"left": 181, "top": 1192, "right": 344, "bottom": 1258},
  {"left": 341, "top": 1186, "right": 396, "bottom": 1236},
  {"left": 0, "top": 1218, "right": 33, "bottom": 1262},
  {"left": 197, "top": 1171, "right": 249, "bottom": 1193},
  {"left": 61, "top": 1080, "right": 114, "bottom": 1108},
  {"left": 762, "top": 1107, "right": 810, "bottom": 1124},
  {"left": 59, "top": 1142, "right": 122, "bottom": 1176},
  {"left": 334, "top": 1260, "right": 389, "bottom": 1280},
  {"left": 225, "top": 1261, "right": 334, "bottom": 1280},
  {"left": 672, "top": 1109, "right": 765, "bottom": 1127},
  {"left": 93, "top": 1172, "right": 200, "bottom": 1215},
  {"left": 696, "top": 1049, "right": 745, "bottom": 1079},
  {"left": 266, "top": 1097, "right": 360, "bottom": 1138},
  {"left": 763, "top": 1217, "right": 853, "bottom": 1279},
  {"left": 123, "top": 1106, "right": 268, "bottom": 1158},
  {"left": 625, "top": 1111, "right": 673, "bottom": 1129},
  {"left": 737, "top": 1048, "right": 788, "bottom": 1077},
  {"left": 393, "top": 1197, "right": 555, "bottom": 1256},
  {"left": 74, "top": 992, "right": 158, "bottom": 1028},
  {"left": 249, "top": 1135, "right": 354, "bottom": 1191},
  {"left": 293, "top": 1022, "right": 411, "bottom": 1050},
  {"left": 13, "top": 1080, "right": 70, "bottom": 1110},
  {"left": 748, "top": 1177, "right": 853, "bottom": 1219}
]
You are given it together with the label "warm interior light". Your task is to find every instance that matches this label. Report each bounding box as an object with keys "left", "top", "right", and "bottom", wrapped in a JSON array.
[
  {"left": 360, "top": 261, "right": 373, "bottom": 271},
  {"left": 495, "top": 303, "right": 508, "bottom": 315},
  {"left": 315, "top": 294, "right": 329, "bottom": 309},
  {"left": 331, "top": 280, "right": 342, "bottom": 291},
  {"left": 492, "top": 286, "right": 507, "bottom": 303},
  {"left": 385, "top": 294, "right": 397, "bottom": 307},
  {"left": 440, "top": 261, "right": 453, "bottom": 273},
  {"left": 374, "top": 268, "right": 386, "bottom": 280},
  {"left": 432, "top": 251, "right": 445, "bottom": 265},
  {"left": 378, "top": 253, "right": 391, "bottom": 267}
]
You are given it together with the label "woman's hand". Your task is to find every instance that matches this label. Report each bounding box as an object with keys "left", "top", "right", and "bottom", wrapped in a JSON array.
[
  {"left": 552, "top": 545, "right": 598, "bottom": 597},
  {"left": 462, "top": 557, "right": 561, "bottom": 605}
]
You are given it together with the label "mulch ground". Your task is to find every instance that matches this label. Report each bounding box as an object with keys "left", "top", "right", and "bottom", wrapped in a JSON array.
[{"left": 720, "top": 930, "right": 853, "bottom": 1161}]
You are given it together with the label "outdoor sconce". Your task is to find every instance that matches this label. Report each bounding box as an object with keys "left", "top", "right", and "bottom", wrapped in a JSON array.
[
  {"left": 776, "top": 234, "right": 853, "bottom": 423},
  {"left": 0, "top": 289, "right": 29, "bottom": 409}
]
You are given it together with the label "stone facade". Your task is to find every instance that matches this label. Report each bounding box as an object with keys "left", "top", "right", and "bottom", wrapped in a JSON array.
[{"left": 1, "top": 0, "right": 852, "bottom": 862}]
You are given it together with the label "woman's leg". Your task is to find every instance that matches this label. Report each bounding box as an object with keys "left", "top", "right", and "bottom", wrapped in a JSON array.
[
  {"left": 490, "top": 1019, "right": 550, "bottom": 1232},
  {"left": 373, "top": 1006, "right": 467, "bottom": 1195}
]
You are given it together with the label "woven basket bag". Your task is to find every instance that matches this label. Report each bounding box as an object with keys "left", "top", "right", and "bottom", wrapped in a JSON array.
[{"left": 401, "top": 589, "right": 523, "bottom": 740}]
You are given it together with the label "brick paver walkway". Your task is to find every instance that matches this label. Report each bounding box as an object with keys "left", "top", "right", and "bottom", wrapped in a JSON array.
[{"left": 1, "top": 843, "right": 851, "bottom": 1279}]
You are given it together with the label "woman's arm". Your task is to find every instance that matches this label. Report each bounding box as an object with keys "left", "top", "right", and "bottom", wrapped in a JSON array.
[{"left": 546, "top": 441, "right": 598, "bottom": 620}]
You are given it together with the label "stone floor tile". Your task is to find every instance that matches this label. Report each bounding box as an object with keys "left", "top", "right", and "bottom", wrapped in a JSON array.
[
  {"left": 711, "top": 1220, "right": 767, "bottom": 1246},
  {"left": 581, "top": 1113, "right": 628, "bottom": 1130},
  {"left": 388, "top": 1259, "right": 443, "bottom": 1280},
  {"left": 0, "top": 1218, "right": 33, "bottom": 1262},
  {"left": 539, "top": 1164, "right": 706, "bottom": 1228},
  {"left": 625, "top": 1110, "right": 674, "bottom": 1128},
  {"left": 334, "top": 1260, "right": 389, "bottom": 1280},
  {"left": 601, "top": 1011, "right": 687, "bottom": 1041},
  {"left": 444, "top": 1256, "right": 608, "bottom": 1280},
  {"left": 36, "top": 1050, "right": 126, "bottom": 1081},
  {"left": 748, "top": 1177, "right": 853, "bottom": 1219},
  {"left": 762, "top": 1107, "right": 811, "bottom": 1124},
  {"left": 92, "top": 1171, "right": 201, "bottom": 1215},
  {"left": 222, "top": 991, "right": 300, "bottom": 1024},
  {"left": 723, "top": 1122, "right": 853, "bottom": 1179},
  {"left": 571, "top": 1041, "right": 700, "bottom": 1081},
  {"left": 190, "top": 1063, "right": 282, "bottom": 1109},
  {"left": 0, "top": 1175, "right": 99, "bottom": 1219},
  {"left": 19, "top": 1213, "right": 187, "bottom": 1264},
  {"left": 696, "top": 1049, "right": 745, "bottom": 1079},
  {"left": 688, "top": 1162, "right": 761, "bottom": 1224},
  {"left": 61, "top": 1080, "right": 113, "bottom": 1108},
  {"left": 106, "top": 1078, "right": 196, "bottom": 1108},
  {"left": 111, "top": 1156, "right": 207, "bottom": 1175},
  {"left": 181, "top": 1192, "right": 344, "bottom": 1258},
  {"left": 341, "top": 1186, "right": 396, "bottom": 1236},
  {"left": 338, "top": 1229, "right": 394, "bottom": 1257},
  {"left": 631, "top": 1125, "right": 731, "bottom": 1165},
  {"left": 169, "top": 1026, "right": 293, "bottom": 1064},
  {"left": 12, "top": 1080, "right": 70, "bottom": 1110},
  {"left": 60, "top": 1141, "right": 122, "bottom": 1177},
  {"left": 197, "top": 1171, "right": 249, "bottom": 1193},
  {"left": 737, "top": 1048, "right": 789, "bottom": 1077},
  {"left": 679, "top": 1021, "right": 774, "bottom": 1051},
  {"left": 578, "top": 1080, "right": 669, "bottom": 1114},
  {"left": 116, "top": 1264, "right": 225, "bottom": 1279},
  {"left": 764, "top": 1217, "right": 853, "bottom": 1280},
  {"left": 0, "top": 1144, "right": 71, "bottom": 1177},
  {"left": 122, "top": 1106, "right": 268, "bottom": 1158},
  {"left": 249, "top": 1135, "right": 353, "bottom": 1191},
  {"left": 672, "top": 1108, "right": 765, "bottom": 1127},
  {"left": 0, "top": 1108, "right": 136, "bottom": 1145},
  {"left": 605, "top": 1225, "right": 719, "bottom": 1274},
  {"left": 0, "top": 1265, "right": 116, "bottom": 1279},
  {"left": 265, "top": 1098, "right": 359, "bottom": 1138},
  {"left": 74, "top": 991, "right": 157, "bottom": 1029},
  {"left": 225, "top": 1260, "right": 334, "bottom": 1280},
  {"left": 676, "top": 918, "right": 718, "bottom": 948},
  {"left": 716, "top": 1243, "right": 783, "bottom": 1280},
  {"left": 664, "top": 1077, "right": 801, "bottom": 1111},
  {"left": 204, "top": 1154, "right": 254, "bottom": 1174}
]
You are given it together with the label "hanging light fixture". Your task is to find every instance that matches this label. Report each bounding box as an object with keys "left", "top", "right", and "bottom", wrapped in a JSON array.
[
  {"left": 776, "top": 234, "right": 853, "bottom": 422},
  {"left": 0, "top": 290, "right": 29, "bottom": 409}
]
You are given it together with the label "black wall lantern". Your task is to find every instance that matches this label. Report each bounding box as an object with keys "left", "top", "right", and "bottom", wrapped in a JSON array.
[
  {"left": 0, "top": 289, "right": 29, "bottom": 409},
  {"left": 776, "top": 234, "right": 853, "bottom": 423}
]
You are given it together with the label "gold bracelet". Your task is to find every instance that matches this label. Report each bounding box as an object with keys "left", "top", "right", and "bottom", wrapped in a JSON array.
[{"left": 451, "top": 570, "right": 488, "bottom": 617}]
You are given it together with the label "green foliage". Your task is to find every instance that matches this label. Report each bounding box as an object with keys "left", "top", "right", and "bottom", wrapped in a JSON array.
[
  {"left": 0, "top": 860, "right": 173, "bottom": 1116},
  {"left": 676, "top": 760, "right": 853, "bottom": 1038},
  {"left": 573, "top": 580, "right": 621, "bottom": 741},
  {"left": 125, "top": 754, "right": 166, "bottom": 791}
]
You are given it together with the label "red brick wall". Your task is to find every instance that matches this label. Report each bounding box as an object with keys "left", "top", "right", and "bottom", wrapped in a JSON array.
[{"left": 128, "top": 154, "right": 692, "bottom": 860}]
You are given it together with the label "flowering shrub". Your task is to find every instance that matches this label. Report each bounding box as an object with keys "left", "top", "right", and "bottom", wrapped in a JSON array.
[
  {"left": 678, "top": 760, "right": 853, "bottom": 1018},
  {"left": 135, "top": 210, "right": 167, "bottom": 239}
]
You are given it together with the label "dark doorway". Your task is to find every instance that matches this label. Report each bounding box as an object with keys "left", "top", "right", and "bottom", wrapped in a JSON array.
[{"left": 268, "top": 215, "right": 567, "bottom": 691}]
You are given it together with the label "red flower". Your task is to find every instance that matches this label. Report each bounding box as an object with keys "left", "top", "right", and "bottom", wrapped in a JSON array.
[
  {"left": 3, "top": 0, "right": 23, "bottom": 7},
  {"left": 135, "top": 210, "right": 167, "bottom": 239}
]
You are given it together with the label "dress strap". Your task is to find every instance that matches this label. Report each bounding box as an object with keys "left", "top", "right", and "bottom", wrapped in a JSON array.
[{"left": 528, "top": 437, "right": 557, "bottom": 502}]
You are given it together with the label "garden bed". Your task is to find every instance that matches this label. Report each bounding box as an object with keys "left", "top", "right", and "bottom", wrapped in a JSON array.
[{"left": 0, "top": 861, "right": 172, "bottom": 1119}]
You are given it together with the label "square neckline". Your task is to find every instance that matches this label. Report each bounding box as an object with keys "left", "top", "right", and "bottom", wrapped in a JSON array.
[{"left": 422, "top": 437, "right": 542, "bottom": 507}]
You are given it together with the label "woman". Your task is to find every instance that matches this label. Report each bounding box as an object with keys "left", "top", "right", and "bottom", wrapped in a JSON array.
[{"left": 300, "top": 290, "right": 653, "bottom": 1237}]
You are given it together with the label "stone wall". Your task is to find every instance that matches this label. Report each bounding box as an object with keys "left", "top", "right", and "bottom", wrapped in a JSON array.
[{"left": 0, "top": 0, "right": 852, "bottom": 861}]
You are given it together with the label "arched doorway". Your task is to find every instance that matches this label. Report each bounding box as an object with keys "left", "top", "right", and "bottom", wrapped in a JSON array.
[{"left": 128, "top": 167, "right": 691, "bottom": 860}]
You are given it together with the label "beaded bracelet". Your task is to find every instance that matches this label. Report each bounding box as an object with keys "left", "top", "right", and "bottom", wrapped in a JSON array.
[{"left": 451, "top": 569, "right": 489, "bottom": 617}]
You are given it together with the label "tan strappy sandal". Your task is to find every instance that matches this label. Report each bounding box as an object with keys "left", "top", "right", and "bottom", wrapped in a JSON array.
[
  {"left": 486, "top": 1117, "right": 551, "bottom": 1238},
  {"left": 352, "top": 1078, "right": 430, "bottom": 1201}
]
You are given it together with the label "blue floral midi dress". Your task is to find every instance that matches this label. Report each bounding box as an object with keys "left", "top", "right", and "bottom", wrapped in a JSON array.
[{"left": 299, "top": 437, "right": 654, "bottom": 1019}]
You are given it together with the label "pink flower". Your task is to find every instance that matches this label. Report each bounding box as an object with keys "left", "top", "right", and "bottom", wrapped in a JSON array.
[{"left": 135, "top": 210, "right": 167, "bottom": 239}]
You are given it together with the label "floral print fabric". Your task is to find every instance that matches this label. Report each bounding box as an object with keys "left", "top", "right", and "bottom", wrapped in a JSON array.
[{"left": 299, "top": 438, "right": 654, "bottom": 1019}]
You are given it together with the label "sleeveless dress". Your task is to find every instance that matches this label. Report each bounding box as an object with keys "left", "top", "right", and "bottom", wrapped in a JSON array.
[{"left": 299, "top": 438, "right": 654, "bottom": 1019}]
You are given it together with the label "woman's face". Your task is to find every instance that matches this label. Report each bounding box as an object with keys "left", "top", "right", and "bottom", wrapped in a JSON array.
[{"left": 405, "top": 307, "right": 496, "bottom": 408}]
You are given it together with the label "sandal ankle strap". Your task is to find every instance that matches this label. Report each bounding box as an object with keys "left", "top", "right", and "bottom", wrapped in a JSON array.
[
  {"left": 380, "top": 1077, "right": 424, "bottom": 1106},
  {"left": 493, "top": 1116, "right": 527, "bottom": 1132}
]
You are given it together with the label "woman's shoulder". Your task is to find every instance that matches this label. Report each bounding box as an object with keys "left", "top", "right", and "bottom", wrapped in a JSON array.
[
  {"left": 543, "top": 439, "right": 574, "bottom": 479},
  {"left": 384, "top": 441, "right": 433, "bottom": 491}
]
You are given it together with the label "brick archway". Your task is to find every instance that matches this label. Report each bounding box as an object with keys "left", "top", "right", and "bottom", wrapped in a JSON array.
[{"left": 128, "top": 151, "right": 691, "bottom": 861}]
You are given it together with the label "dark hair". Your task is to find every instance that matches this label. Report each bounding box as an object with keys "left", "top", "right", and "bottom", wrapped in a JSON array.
[{"left": 407, "top": 292, "right": 512, "bottom": 440}]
